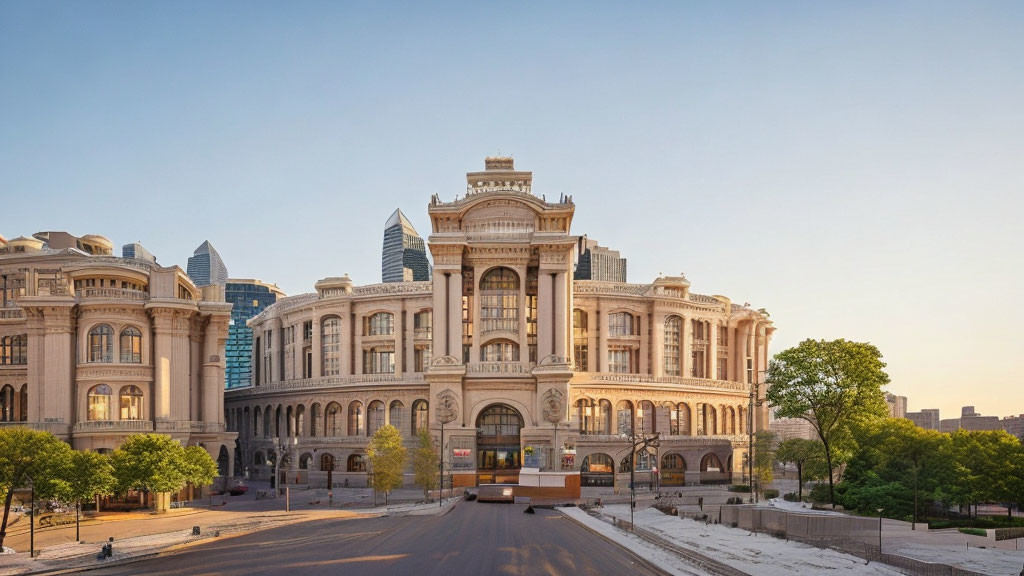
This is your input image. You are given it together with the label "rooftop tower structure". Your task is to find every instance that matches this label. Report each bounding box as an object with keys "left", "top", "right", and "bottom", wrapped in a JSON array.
[
  {"left": 187, "top": 240, "right": 229, "bottom": 287},
  {"left": 382, "top": 209, "right": 430, "bottom": 282}
]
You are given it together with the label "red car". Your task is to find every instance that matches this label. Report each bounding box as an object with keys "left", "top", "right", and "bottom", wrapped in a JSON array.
[{"left": 229, "top": 483, "right": 249, "bottom": 496}]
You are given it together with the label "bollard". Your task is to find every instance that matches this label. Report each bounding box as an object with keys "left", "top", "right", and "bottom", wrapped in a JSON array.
[{"left": 192, "top": 526, "right": 201, "bottom": 536}]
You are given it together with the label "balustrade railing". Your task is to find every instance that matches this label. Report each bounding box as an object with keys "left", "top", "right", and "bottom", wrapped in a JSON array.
[
  {"left": 579, "top": 372, "right": 747, "bottom": 391},
  {"left": 466, "top": 361, "right": 533, "bottom": 375},
  {"left": 79, "top": 287, "right": 149, "bottom": 301},
  {"left": 0, "top": 308, "right": 24, "bottom": 319},
  {"left": 479, "top": 318, "right": 519, "bottom": 334},
  {"left": 73, "top": 420, "right": 154, "bottom": 432},
  {"left": 227, "top": 373, "right": 427, "bottom": 396}
]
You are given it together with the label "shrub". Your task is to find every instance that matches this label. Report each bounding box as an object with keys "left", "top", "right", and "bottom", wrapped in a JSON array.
[
  {"left": 726, "top": 496, "right": 744, "bottom": 505},
  {"left": 729, "top": 484, "right": 751, "bottom": 493},
  {"left": 783, "top": 492, "right": 800, "bottom": 502},
  {"left": 958, "top": 528, "right": 987, "bottom": 537},
  {"left": 809, "top": 483, "right": 832, "bottom": 504},
  {"left": 763, "top": 489, "right": 780, "bottom": 500}
]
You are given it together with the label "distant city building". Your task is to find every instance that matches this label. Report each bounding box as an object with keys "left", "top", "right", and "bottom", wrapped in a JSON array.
[
  {"left": 122, "top": 242, "right": 156, "bottom": 263},
  {"left": 961, "top": 405, "right": 979, "bottom": 418},
  {"left": 886, "top": 393, "right": 907, "bottom": 419},
  {"left": 1001, "top": 415, "right": 1024, "bottom": 440},
  {"left": 381, "top": 209, "right": 430, "bottom": 282},
  {"left": 574, "top": 236, "right": 627, "bottom": 282},
  {"left": 939, "top": 418, "right": 962, "bottom": 434},
  {"left": 770, "top": 415, "right": 815, "bottom": 440},
  {"left": 907, "top": 408, "right": 940, "bottom": 430},
  {"left": 224, "top": 279, "right": 285, "bottom": 390},
  {"left": 944, "top": 406, "right": 1001, "bottom": 432},
  {"left": 187, "top": 240, "right": 229, "bottom": 287}
]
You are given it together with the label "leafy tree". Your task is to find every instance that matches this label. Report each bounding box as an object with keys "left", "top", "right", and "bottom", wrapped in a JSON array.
[
  {"left": 840, "top": 418, "right": 951, "bottom": 521},
  {"left": 181, "top": 446, "right": 218, "bottom": 495},
  {"left": 776, "top": 438, "right": 826, "bottom": 501},
  {"left": 766, "top": 339, "right": 890, "bottom": 507},
  {"left": 753, "top": 431, "right": 776, "bottom": 499},
  {"left": 949, "top": 430, "right": 1023, "bottom": 518},
  {"left": 367, "top": 425, "right": 407, "bottom": 505},
  {"left": 110, "top": 434, "right": 188, "bottom": 508},
  {"left": 412, "top": 428, "right": 439, "bottom": 500},
  {"left": 55, "top": 450, "right": 115, "bottom": 541},
  {"left": 0, "top": 428, "right": 73, "bottom": 550}
]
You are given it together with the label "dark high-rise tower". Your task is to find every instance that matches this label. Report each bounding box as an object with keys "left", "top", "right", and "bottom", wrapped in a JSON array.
[
  {"left": 187, "top": 240, "right": 229, "bottom": 287},
  {"left": 382, "top": 209, "right": 430, "bottom": 282}
]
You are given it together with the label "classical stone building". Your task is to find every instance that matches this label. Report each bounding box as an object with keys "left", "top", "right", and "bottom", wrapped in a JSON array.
[
  {"left": 0, "top": 233, "right": 236, "bottom": 473},
  {"left": 225, "top": 158, "right": 774, "bottom": 489}
]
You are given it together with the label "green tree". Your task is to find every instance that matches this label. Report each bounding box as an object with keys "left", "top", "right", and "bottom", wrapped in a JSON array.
[
  {"left": 841, "top": 418, "right": 952, "bottom": 521},
  {"left": 776, "top": 438, "right": 826, "bottom": 501},
  {"left": 181, "top": 446, "right": 218, "bottom": 496},
  {"left": 949, "top": 430, "right": 1023, "bottom": 518},
  {"left": 367, "top": 425, "right": 407, "bottom": 505},
  {"left": 110, "top": 434, "right": 188, "bottom": 510},
  {"left": 753, "top": 431, "right": 776, "bottom": 499},
  {"left": 0, "top": 428, "right": 73, "bottom": 550},
  {"left": 55, "top": 450, "right": 115, "bottom": 541},
  {"left": 412, "top": 428, "right": 439, "bottom": 500},
  {"left": 766, "top": 339, "right": 890, "bottom": 507}
]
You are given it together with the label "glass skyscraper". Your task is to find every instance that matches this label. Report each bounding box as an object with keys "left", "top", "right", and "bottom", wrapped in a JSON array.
[
  {"left": 187, "top": 240, "right": 229, "bottom": 287},
  {"left": 382, "top": 208, "right": 431, "bottom": 282},
  {"left": 224, "top": 279, "right": 284, "bottom": 389}
]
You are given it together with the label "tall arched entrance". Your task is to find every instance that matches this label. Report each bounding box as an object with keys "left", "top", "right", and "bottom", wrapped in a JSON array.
[{"left": 476, "top": 404, "right": 523, "bottom": 485}]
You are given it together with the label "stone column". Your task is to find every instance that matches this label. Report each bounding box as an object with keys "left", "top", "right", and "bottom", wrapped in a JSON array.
[
  {"left": 726, "top": 324, "right": 736, "bottom": 381},
  {"left": 447, "top": 270, "right": 463, "bottom": 362},
  {"left": 597, "top": 308, "right": 607, "bottom": 373},
  {"left": 639, "top": 312, "right": 649, "bottom": 375},
  {"left": 537, "top": 271, "right": 553, "bottom": 358},
  {"left": 471, "top": 265, "right": 481, "bottom": 362},
  {"left": 651, "top": 313, "right": 664, "bottom": 377},
  {"left": 339, "top": 304, "right": 352, "bottom": 376},
  {"left": 190, "top": 323, "right": 202, "bottom": 421},
  {"left": 681, "top": 314, "right": 692, "bottom": 378},
  {"left": 708, "top": 320, "right": 718, "bottom": 380},
  {"left": 41, "top": 307, "right": 74, "bottom": 428},
  {"left": 353, "top": 311, "right": 363, "bottom": 375},
  {"left": 553, "top": 271, "right": 568, "bottom": 359},
  {"left": 431, "top": 270, "right": 447, "bottom": 359},
  {"left": 311, "top": 314, "right": 322, "bottom": 378},
  {"left": 405, "top": 306, "right": 416, "bottom": 373},
  {"left": 170, "top": 311, "right": 192, "bottom": 422},
  {"left": 151, "top": 310, "right": 173, "bottom": 421},
  {"left": 25, "top": 309, "right": 44, "bottom": 423},
  {"left": 586, "top": 309, "right": 597, "bottom": 372},
  {"left": 202, "top": 318, "right": 225, "bottom": 425}
]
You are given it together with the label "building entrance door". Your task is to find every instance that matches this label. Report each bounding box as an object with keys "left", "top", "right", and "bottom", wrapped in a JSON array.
[{"left": 476, "top": 404, "right": 523, "bottom": 484}]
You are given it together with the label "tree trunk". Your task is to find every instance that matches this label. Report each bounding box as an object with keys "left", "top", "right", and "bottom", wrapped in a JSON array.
[
  {"left": 823, "top": 440, "right": 836, "bottom": 508},
  {"left": 0, "top": 488, "right": 15, "bottom": 550},
  {"left": 913, "top": 466, "right": 918, "bottom": 527},
  {"left": 796, "top": 462, "right": 803, "bottom": 501}
]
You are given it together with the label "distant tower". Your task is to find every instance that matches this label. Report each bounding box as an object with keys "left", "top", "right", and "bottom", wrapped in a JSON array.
[
  {"left": 187, "top": 240, "right": 229, "bottom": 287},
  {"left": 574, "top": 236, "right": 627, "bottom": 282},
  {"left": 382, "top": 209, "right": 430, "bottom": 282},
  {"left": 224, "top": 279, "right": 284, "bottom": 389},
  {"left": 122, "top": 242, "right": 156, "bottom": 263}
]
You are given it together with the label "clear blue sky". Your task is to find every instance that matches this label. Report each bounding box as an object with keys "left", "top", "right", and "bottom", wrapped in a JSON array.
[{"left": 2, "top": 2, "right": 1022, "bottom": 419}]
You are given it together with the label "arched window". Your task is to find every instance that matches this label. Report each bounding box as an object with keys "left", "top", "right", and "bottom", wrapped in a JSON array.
[
  {"left": 88, "top": 325, "right": 114, "bottom": 363},
  {"left": 480, "top": 339, "right": 519, "bottom": 362},
  {"left": 0, "top": 385, "right": 13, "bottom": 422},
  {"left": 325, "top": 402, "right": 342, "bottom": 436},
  {"left": 575, "top": 398, "right": 610, "bottom": 435},
  {"left": 274, "top": 405, "right": 282, "bottom": 437},
  {"left": 638, "top": 400, "right": 655, "bottom": 434},
  {"left": 700, "top": 452, "right": 724, "bottom": 472},
  {"left": 609, "top": 312, "right": 637, "bottom": 336},
  {"left": 670, "top": 403, "right": 691, "bottom": 435},
  {"left": 295, "top": 404, "right": 306, "bottom": 437},
  {"left": 310, "top": 403, "right": 320, "bottom": 437},
  {"left": 321, "top": 317, "right": 342, "bottom": 376},
  {"left": 254, "top": 406, "right": 262, "bottom": 437},
  {"left": 286, "top": 406, "right": 295, "bottom": 436},
  {"left": 119, "top": 385, "right": 144, "bottom": 420},
  {"left": 573, "top": 309, "right": 588, "bottom": 371},
  {"left": 580, "top": 453, "right": 614, "bottom": 487},
  {"left": 616, "top": 400, "right": 634, "bottom": 436},
  {"left": 348, "top": 401, "right": 364, "bottom": 436},
  {"left": 662, "top": 453, "right": 686, "bottom": 471},
  {"left": 19, "top": 384, "right": 27, "bottom": 421},
  {"left": 619, "top": 449, "right": 654, "bottom": 472},
  {"left": 367, "top": 400, "right": 385, "bottom": 436},
  {"left": 298, "top": 453, "right": 312, "bottom": 470},
  {"left": 412, "top": 400, "right": 428, "bottom": 434},
  {"left": 0, "top": 337, "right": 9, "bottom": 365},
  {"left": 87, "top": 384, "right": 113, "bottom": 420},
  {"left": 119, "top": 327, "right": 142, "bottom": 363},
  {"left": 363, "top": 346, "right": 395, "bottom": 374},
  {"left": 320, "top": 453, "right": 335, "bottom": 471},
  {"left": 479, "top": 268, "right": 519, "bottom": 333},
  {"left": 608, "top": 346, "right": 635, "bottom": 374},
  {"left": 389, "top": 400, "right": 405, "bottom": 433},
  {"left": 664, "top": 316, "right": 681, "bottom": 376},
  {"left": 476, "top": 404, "right": 524, "bottom": 471},
  {"left": 365, "top": 312, "right": 394, "bottom": 336},
  {"left": 263, "top": 406, "right": 272, "bottom": 438},
  {"left": 347, "top": 454, "right": 366, "bottom": 472}
]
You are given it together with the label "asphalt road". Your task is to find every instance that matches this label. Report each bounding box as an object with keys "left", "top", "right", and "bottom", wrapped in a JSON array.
[{"left": 82, "top": 502, "right": 669, "bottom": 576}]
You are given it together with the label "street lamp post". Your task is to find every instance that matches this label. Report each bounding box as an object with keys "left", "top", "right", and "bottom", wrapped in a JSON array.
[
  {"left": 27, "top": 475, "right": 35, "bottom": 558},
  {"left": 747, "top": 372, "right": 766, "bottom": 504},
  {"left": 877, "top": 508, "right": 884, "bottom": 555}
]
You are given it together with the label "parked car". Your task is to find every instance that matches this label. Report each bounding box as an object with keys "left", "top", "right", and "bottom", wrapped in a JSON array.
[{"left": 229, "top": 482, "right": 249, "bottom": 496}]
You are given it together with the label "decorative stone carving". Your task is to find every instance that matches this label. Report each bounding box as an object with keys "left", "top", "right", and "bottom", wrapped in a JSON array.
[
  {"left": 436, "top": 389, "right": 459, "bottom": 424},
  {"left": 431, "top": 355, "right": 461, "bottom": 366},
  {"left": 541, "top": 388, "right": 564, "bottom": 424}
]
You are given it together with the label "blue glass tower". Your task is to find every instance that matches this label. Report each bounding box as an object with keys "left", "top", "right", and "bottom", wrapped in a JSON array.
[
  {"left": 224, "top": 279, "right": 283, "bottom": 389},
  {"left": 187, "top": 240, "right": 229, "bottom": 287}
]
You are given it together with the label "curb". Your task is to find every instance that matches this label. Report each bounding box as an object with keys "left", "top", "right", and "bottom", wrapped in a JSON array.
[{"left": 558, "top": 508, "right": 673, "bottom": 576}]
